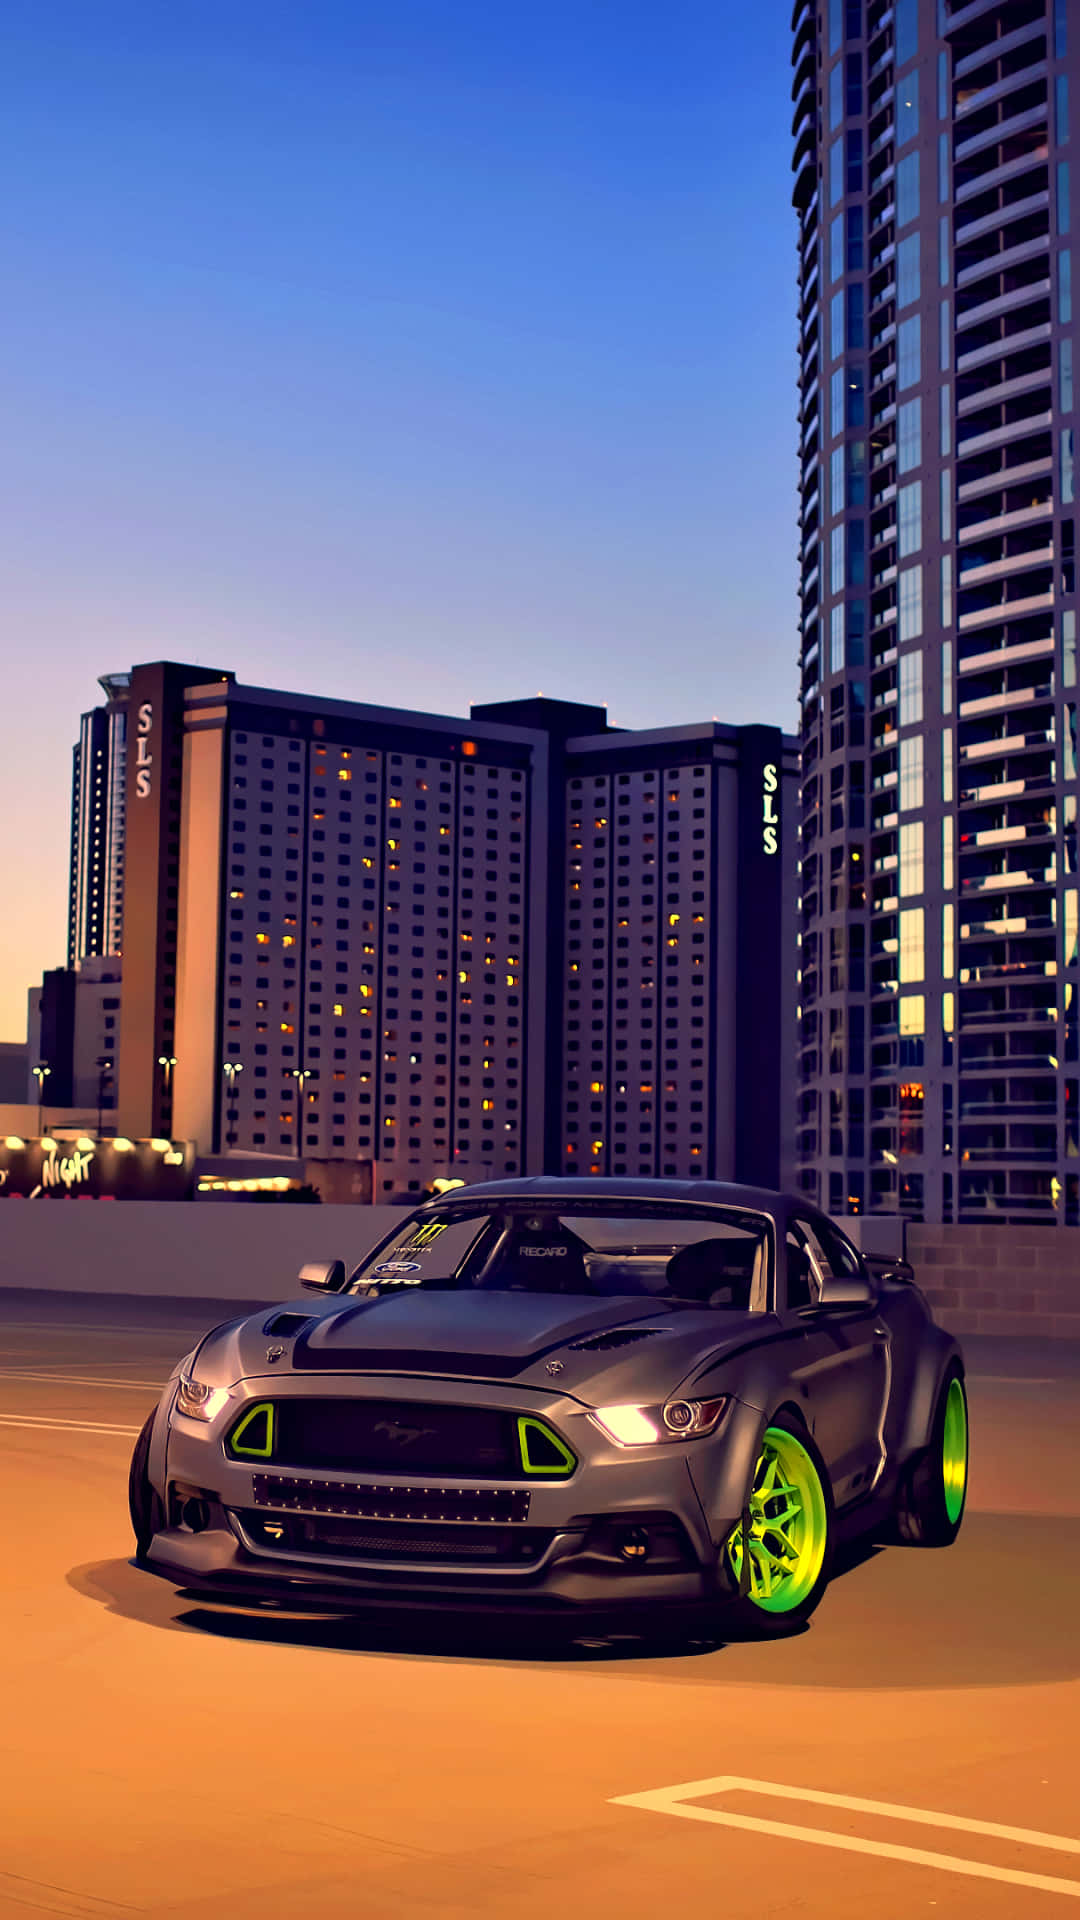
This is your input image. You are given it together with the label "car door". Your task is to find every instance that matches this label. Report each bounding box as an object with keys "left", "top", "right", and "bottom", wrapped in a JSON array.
[{"left": 782, "top": 1213, "right": 890, "bottom": 1508}]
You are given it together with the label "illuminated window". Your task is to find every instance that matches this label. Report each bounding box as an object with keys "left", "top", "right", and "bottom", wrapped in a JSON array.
[
  {"left": 282, "top": 935, "right": 295, "bottom": 948},
  {"left": 338, "top": 769, "right": 351, "bottom": 781},
  {"left": 333, "top": 1003, "right": 344, "bottom": 1015},
  {"left": 899, "top": 996, "right": 925, "bottom": 1037},
  {"left": 898, "top": 649, "right": 923, "bottom": 726},
  {"left": 898, "top": 908, "right": 925, "bottom": 984},
  {"left": 899, "top": 735, "right": 923, "bottom": 812},
  {"left": 256, "top": 933, "right": 270, "bottom": 945}
]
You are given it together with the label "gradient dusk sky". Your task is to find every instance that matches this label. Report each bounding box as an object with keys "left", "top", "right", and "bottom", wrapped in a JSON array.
[{"left": 1, "top": 0, "right": 799, "bottom": 1042}]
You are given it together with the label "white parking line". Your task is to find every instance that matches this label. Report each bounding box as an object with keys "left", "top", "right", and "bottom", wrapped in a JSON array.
[
  {"left": 0, "top": 1369, "right": 163, "bottom": 1390},
  {"left": 0, "top": 1414, "right": 142, "bottom": 1437},
  {"left": 610, "top": 1776, "right": 1080, "bottom": 1900}
]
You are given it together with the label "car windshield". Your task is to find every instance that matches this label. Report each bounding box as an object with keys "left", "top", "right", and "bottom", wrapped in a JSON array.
[{"left": 347, "top": 1201, "right": 770, "bottom": 1310}]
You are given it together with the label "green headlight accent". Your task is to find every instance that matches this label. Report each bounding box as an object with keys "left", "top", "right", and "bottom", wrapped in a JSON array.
[
  {"left": 227, "top": 1402, "right": 275, "bottom": 1459},
  {"left": 942, "top": 1376, "right": 968, "bottom": 1525},
  {"left": 517, "top": 1415, "right": 576, "bottom": 1477},
  {"left": 725, "top": 1425, "right": 828, "bottom": 1614}
]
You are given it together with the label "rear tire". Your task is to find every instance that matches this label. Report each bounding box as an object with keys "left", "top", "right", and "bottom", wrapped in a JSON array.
[
  {"left": 894, "top": 1365, "right": 968, "bottom": 1548},
  {"left": 128, "top": 1411, "right": 162, "bottom": 1562},
  {"left": 717, "top": 1414, "right": 834, "bottom": 1638}
]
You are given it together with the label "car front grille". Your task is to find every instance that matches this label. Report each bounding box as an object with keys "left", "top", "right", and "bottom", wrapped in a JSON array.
[
  {"left": 267, "top": 1398, "right": 517, "bottom": 1477},
  {"left": 250, "top": 1473, "right": 530, "bottom": 1525}
]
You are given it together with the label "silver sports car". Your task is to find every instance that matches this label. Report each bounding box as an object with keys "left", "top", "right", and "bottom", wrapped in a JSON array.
[{"left": 130, "top": 1177, "right": 968, "bottom": 1635}]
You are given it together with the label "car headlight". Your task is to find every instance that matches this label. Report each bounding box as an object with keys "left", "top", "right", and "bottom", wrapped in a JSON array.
[
  {"left": 175, "top": 1373, "right": 233, "bottom": 1422},
  {"left": 590, "top": 1397, "right": 729, "bottom": 1447}
]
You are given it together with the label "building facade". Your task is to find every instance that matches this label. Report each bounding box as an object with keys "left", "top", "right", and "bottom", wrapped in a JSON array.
[
  {"left": 793, "top": 0, "right": 1078, "bottom": 1223},
  {"left": 26, "top": 956, "right": 122, "bottom": 1115},
  {"left": 85, "top": 663, "right": 798, "bottom": 1198},
  {"left": 68, "top": 674, "right": 130, "bottom": 967}
]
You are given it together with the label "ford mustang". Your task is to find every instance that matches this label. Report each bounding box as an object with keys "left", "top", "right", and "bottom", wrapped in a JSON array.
[{"left": 129, "top": 1177, "right": 968, "bottom": 1635}]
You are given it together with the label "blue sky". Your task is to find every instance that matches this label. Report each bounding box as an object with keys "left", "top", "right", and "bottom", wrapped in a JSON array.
[{"left": 1, "top": 0, "right": 799, "bottom": 1039}]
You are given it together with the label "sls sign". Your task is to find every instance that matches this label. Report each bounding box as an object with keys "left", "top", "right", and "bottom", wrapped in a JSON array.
[
  {"left": 762, "top": 762, "right": 779, "bottom": 855},
  {"left": 135, "top": 701, "right": 154, "bottom": 798}
]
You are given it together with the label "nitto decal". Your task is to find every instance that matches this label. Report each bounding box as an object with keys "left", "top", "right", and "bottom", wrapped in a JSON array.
[{"left": 373, "top": 1261, "right": 422, "bottom": 1276}]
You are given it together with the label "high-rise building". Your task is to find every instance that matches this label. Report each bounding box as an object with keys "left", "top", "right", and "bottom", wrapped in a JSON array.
[
  {"left": 793, "top": 0, "right": 1078, "bottom": 1225},
  {"left": 26, "top": 956, "right": 122, "bottom": 1114},
  {"left": 67, "top": 673, "right": 131, "bottom": 966},
  {"left": 91, "top": 662, "right": 797, "bottom": 1197}
]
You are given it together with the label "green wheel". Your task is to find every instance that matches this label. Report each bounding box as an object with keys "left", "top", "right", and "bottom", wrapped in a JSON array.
[
  {"left": 895, "top": 1365, "right": 968, "bottom": 1547},
  {"left": 721, "top": 1416, "right": 833, "bottom": 1633}
]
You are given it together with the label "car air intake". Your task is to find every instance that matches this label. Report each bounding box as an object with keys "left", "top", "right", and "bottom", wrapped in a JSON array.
[
  {"left": 240, "top": 1507, "right": 551, "bottom": 1565},
  {"left": 568, "top": 1327, "right": 666, "bottom": 1352},
  {"left": 263, "top": 1312, "right": 314, "bottom": 1337}
]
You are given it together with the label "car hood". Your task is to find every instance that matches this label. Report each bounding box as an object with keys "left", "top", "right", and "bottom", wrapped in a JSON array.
[{"left": 201, "top": 1289, "right": 771, "bottom": 1407}]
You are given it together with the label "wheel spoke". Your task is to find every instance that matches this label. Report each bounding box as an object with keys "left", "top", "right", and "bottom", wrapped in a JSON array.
[{"left": 747, "top": 1539, "right": 774, "bottom": 1597}]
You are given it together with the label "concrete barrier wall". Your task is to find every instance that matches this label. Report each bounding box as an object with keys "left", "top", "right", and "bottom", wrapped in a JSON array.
[
  {"left": 0, "top": 1204, "right": 405, "bottom": 1303},
  {"left": 1, "top": 1204, "right": 1078, "bottom": 1334},
  {"left": 907, "top": 1223, "right": 1080, "bottom": 1340}
]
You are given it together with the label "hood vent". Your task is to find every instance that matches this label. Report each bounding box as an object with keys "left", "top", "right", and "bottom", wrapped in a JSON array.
[
  {"left": 264, "top": 1312, "right": 314, "bottom": 1338},
  {"left": 568, "top": 1327, "right": 666, "bottom": 1353}
]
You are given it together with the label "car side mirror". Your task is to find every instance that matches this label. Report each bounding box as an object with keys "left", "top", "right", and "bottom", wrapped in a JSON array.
[
  {"left": 816, "top": 1271, "right": 875, "bottom": 1308},
  {"left": 298, "top": 1259, "right": 347, "bottom": 1293},
  {"left": 863, "top": 1255, "right": 914, "bottom": 1286}
]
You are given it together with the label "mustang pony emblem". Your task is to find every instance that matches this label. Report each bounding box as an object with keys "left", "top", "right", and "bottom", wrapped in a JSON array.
[
  {"left": 373, "top": 1417, "right": 437, "bottom": 1446},
  {"left": 546, "top": 1361, "right": 564, "bottom": 1376},
  {"left": 265, "top": 1345, "right": 286, "bottom": 1363}
]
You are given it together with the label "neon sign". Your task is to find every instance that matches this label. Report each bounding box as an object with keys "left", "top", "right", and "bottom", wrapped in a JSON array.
[
  {"left": 135, "top": 701, "right": 154, "bottom": 798},
  {"left": 762, "top": 762, "right": 779, "bottom": 855}
]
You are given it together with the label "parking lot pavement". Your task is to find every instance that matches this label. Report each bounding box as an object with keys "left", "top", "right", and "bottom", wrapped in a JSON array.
[{"left": 1, "top": 1290, "right": 1079, "bottom": 1919}]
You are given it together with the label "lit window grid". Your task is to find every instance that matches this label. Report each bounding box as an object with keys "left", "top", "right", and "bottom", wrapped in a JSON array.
[
  {"left": 560, "top": 765, "right": 713, "bottom": 1178},
  {"left": 218, "top": 733, "right": 529, "bottom": 1180}
]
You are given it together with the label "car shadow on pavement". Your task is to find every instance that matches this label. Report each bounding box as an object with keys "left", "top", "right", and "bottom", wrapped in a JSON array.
[
  {"left": 66, "top": 1555, "right": 809, "bottom": 1664},
  {"left": 67, "top": 1509, "right": 1080, "bottom": 1683}
]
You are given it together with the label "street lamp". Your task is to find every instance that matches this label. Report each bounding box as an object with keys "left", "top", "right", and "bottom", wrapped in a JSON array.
[
  {"left": 96, "top": 1057, "right": 114, "bottom": 1135},
  {"left": 222, "top": 1061, "right": 243, "bottom": 1150},
  {"left": 32, "top": 1063, "right": 51, "bottom": 1136},
  {"left": 291, "top": 1068, "right": 312, "bottom": 1159}
]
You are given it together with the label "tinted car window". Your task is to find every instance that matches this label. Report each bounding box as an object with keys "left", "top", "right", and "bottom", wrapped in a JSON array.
[
  {"left": 812, "top": 1216, "right": 864, "bottom": 1281},
  {"left": 785, "top": 1227, "right": 818, "bottom": 1310},
  {"left": 348, "top": 1202, "right": 769, "bottom": 1308}
]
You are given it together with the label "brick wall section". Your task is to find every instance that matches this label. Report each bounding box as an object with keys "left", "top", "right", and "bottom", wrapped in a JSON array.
[{"left": 907, "top": 1225, "right": 1080, "bottom": 1341}]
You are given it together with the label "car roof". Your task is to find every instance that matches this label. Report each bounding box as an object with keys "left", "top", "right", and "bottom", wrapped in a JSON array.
[{"left": 414, "top": 1175, "right": 796, "bottom": 1221}]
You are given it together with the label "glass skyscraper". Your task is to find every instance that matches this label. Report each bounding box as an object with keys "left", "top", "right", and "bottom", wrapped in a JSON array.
[{"left": 793, "top": 0, "right": 1078, "bottom": 1224}]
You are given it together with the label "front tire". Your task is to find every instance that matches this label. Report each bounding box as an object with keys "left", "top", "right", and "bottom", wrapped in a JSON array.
[
  {"left": 129, "top": 1411, "right": 162, "bottom": 1562},
  {"left": 718, "top": 1415, "right": 834, "bottom": 1636},
  {"left": 894, "top": 1365, "right": 968, "bottom": 1548}
]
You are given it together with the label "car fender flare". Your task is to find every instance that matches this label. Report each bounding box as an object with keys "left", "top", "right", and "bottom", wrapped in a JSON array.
[{"left": 895, "top": 1328, "right": 963, "bottom": 1469}]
